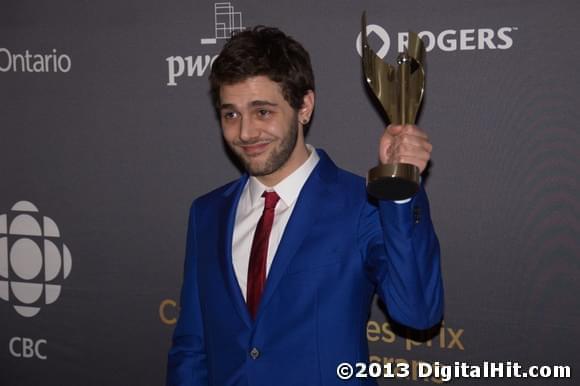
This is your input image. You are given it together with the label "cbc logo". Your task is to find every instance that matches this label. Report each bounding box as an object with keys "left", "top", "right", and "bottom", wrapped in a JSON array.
[
  {"left": 0, "top": 201, "right": 72, "bottom": 317},
  {"left": 9, "top": 337, "right": 47, "bottom": 360}
]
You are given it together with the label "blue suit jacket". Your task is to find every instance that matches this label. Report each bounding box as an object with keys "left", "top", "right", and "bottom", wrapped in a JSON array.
[{"left": 167, "top": 149, "right": 443, "bottom": 386}]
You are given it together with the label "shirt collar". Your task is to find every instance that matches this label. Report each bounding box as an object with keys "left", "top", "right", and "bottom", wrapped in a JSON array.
[{"left": 248, "top": 144, "right": 320, "bottom": 208}]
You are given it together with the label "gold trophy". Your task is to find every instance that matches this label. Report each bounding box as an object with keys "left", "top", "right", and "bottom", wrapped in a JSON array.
[{"left": 361, "top": 12, "right": 426, "bottom": 200}]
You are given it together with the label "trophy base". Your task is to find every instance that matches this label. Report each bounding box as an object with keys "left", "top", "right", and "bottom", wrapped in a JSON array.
[{"left": 367, "top": 163, "right": 420, "bottom": 201}]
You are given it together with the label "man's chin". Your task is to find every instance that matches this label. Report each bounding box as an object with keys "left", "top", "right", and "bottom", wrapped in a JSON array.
[
  {"left": 242, "top": 155, "right": 284, "bottom": 177},
  {"left": 245, "top": 163, "right": 274, "bottom": 177},
  {"left": 237, "top": 151, "right": 271, "bottom": 174}
]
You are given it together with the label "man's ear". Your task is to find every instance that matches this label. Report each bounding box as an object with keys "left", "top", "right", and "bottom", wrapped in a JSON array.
[{"left": 299, "top": 90, "right": 315, "bottom": 125}]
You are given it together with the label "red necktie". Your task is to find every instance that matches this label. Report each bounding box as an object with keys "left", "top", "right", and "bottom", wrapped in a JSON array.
[{"left": 247, "top": 191, "right": 280, "bottom": 319}]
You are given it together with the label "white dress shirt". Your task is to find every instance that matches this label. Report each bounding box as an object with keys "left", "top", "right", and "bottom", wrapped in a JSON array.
[{"left": 232, "top": 144, "right": 320, "bottom": 300}]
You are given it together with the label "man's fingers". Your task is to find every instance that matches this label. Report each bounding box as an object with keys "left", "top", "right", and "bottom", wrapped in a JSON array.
[
  {"left": 386, "top": 124, "right": 404, "bottom": 136},
  {"left": 396, "top": 156, "right": 428, "bottom": 173},
  {"left": 380, "top": 125, "right": 432, "bottom": 171},
  {"left": 393, "top": 151, "right": 430, "bottom": 164},
  {"left": 396, "top": 135, "right": 433, "bottom": 153},
  {"left": 402, "top": 124, "right": 429, "bottom": 139},
  {"left": 389, "top": 124, "right": 429, "bottom": 140}
]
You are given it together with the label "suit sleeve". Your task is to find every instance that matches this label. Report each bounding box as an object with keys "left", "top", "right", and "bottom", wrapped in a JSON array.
[
  {"left": 359, "top": 184, "right": 444, "bottom": 329},
  {"left": 167, "top": 202, "right": 209, "bottom": 386}
]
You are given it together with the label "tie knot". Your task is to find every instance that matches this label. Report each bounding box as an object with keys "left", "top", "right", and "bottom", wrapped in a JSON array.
[{"left": 262, "top": 191, "right": 280, "bottom": 210}]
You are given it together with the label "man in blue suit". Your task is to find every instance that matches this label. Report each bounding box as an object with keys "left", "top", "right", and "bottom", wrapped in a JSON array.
[{"left": 167, "top": 26, "right": 443, "bottom": 385}]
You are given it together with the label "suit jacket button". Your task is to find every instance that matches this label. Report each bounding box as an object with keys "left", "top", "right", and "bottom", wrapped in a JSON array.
[{"left": 250, "top": 347, "right": 260, "bottom": 359}]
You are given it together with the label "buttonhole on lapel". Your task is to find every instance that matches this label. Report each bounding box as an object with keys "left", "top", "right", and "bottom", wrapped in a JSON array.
[{"left": 413, "top": 206, "right": 421, "bottom": 224}]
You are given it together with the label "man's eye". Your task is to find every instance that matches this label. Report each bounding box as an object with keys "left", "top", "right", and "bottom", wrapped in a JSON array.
[
  {"left": 222, "top": 111, "right": 238, "bottom": 120},
  {"left": 257, "top": 109, "right": 271, "bottom": 117}
]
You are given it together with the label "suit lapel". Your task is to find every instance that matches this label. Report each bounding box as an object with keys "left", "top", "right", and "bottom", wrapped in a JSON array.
[
  {"left": 217, "top": 150, "right": 339, "bottom": 326},
  {"left": 217, "top": 174, "right": 253, "bottom": 328},
  {"left": 256, "top": 150, "right": 337, "bottom": 320}
]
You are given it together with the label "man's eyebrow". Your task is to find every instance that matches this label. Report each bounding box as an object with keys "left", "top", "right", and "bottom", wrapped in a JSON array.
[
  {"left": 250, "top": 100, "right": 278, "bottom": 107},
  {"left": 219, "top": 103, "right": 236, "bottom": 110},
  {"left": 219, "top": 100, "right": 278, "bottom": 110}
]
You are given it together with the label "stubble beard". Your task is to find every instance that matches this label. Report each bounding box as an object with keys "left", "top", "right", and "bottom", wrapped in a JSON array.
[{"left": 237, "top": 118, "right": 299, "bottom": 177}]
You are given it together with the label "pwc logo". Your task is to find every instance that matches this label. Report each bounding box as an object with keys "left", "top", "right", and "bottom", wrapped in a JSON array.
[
  {"left": 166, "top": 2, "right": 245, "bottom": 86},
  {"left": 356, "top": 24, "right": 517, "bottom": 58},
  {"left": 0, "top": 201, "right": 72, "bottom": 317}
]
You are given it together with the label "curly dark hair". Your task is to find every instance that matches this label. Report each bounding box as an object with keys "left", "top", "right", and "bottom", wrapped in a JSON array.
[{"left": 209, "top": 26, "right": 315, "bottom": 110}]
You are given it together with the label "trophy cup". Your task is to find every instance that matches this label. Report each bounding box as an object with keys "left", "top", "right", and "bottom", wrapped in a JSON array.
[{"left": 361, "top": 12, "right": 426, "bottom": 200}]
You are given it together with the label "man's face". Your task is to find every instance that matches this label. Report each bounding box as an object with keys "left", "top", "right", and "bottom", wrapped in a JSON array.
[{"left": 219, "top": 76, "right": 302, "bottom": 178}]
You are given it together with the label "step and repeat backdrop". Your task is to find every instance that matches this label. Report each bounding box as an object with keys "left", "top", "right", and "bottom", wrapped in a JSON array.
[{"left": 1, "top": 1, "right": 578, "bottom": 385}]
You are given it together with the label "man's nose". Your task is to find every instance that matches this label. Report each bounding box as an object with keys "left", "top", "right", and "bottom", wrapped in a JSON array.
[{"left": 239, "top": 115, "right": 260, "bottom": 142}]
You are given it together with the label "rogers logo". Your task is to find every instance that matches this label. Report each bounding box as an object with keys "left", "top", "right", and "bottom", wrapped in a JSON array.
[{"left": 356, "top": 25, "right": 517, "bottom": 58}]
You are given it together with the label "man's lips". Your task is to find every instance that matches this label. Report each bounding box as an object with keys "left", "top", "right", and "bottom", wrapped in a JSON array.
[{"left": 239, "top": 142, "right": 270, "bottom": 156}]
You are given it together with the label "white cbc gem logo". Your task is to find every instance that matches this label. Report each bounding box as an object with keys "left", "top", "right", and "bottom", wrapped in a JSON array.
[{"left": 0, "top": 201, "right": 72, "bottom": 317}]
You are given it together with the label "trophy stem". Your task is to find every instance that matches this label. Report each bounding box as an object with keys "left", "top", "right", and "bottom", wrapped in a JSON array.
[{"left": 399, "top": 57, "right": 409, "bottom": 124}]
